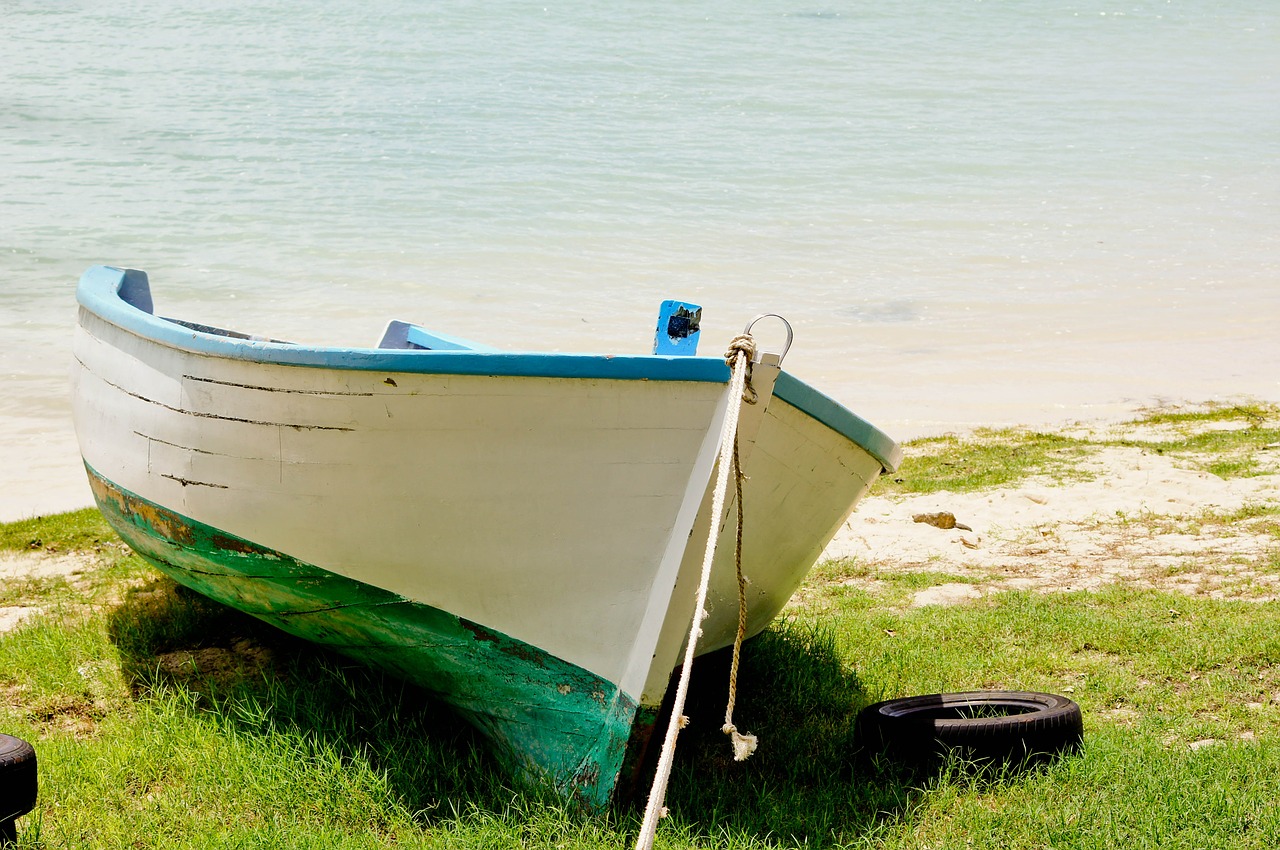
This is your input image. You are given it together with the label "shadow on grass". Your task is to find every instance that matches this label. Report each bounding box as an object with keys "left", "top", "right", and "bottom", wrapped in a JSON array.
[
  {"left": 104, "top": 576, "right": 517, "bottom": 822},
  {"left": 650, "top": 621, "right": 926, "bottom": 846},
  {"left": 104, "top": 578, "right": 925, "bottom": 846}
]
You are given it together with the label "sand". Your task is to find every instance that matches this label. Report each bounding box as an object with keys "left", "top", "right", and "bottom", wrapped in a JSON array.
[
  {"left": 821, "top": 430, "right": 1280, "bottom": 606},
  {"left": 0, "top": 550, "right": 100, "bottom": 631}
]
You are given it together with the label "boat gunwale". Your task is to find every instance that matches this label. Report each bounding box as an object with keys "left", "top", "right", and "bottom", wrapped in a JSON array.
[{"left": 77, "top": 265, "right": 901, "bottom": 471}]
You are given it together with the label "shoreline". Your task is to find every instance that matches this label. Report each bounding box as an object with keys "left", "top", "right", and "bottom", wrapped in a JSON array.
[{"left": 9, "top": 269, "right": 1279, "bottom": 525}]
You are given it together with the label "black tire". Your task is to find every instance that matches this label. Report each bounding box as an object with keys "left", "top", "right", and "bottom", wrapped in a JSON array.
[
  {"left": 857, "top": 690, "right": 1082, "bottom": 767},
  {"left": 0, "top": 734, "right": 38, "bottom": 826}
]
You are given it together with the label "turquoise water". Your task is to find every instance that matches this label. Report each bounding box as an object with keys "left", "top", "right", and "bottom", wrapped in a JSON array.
[{"left": 2, "top": 0, "right": 1278, "bottom": 517}]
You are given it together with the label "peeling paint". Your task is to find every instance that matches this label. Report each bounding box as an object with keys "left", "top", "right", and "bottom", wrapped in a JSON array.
[{"left": 86, "top": 463, "right": 640, "bottom": 810}]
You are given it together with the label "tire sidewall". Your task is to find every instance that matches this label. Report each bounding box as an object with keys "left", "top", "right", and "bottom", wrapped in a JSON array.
[
  {"left": 0, "top": 734, "right": 38, "bottom": 823},
  {"left": 857, "top": 690, "right": 1083, "bottom": 767}
]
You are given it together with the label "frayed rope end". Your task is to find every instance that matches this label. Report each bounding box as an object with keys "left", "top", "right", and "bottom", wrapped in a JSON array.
[{"left": 721, "top": 723, "right": 758, "bottom": 761}]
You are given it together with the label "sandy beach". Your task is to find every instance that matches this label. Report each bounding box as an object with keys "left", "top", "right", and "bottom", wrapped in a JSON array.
[{"left": 821, "top": 415, "right": 1280, "bottom": 608}]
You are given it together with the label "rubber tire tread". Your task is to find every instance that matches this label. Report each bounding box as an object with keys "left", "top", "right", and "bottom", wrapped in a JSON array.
[
  {"left": 0, "top": 734, "right": 38, "bottom": 823},
  {"left": 857, "top": 690, "right": 1082, "bottom": 766}
]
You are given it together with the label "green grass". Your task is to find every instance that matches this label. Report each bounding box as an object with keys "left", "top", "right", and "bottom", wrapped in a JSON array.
[
  {"left": 0, "top": 508, "right": 117, "bottom": 555},
  {"left": 1127, "top": 401, "right": 1277, "bottom": 430},
  {"left": 5, "top": 517, "right": 1280, "bottom": 847},
  {"left": 803, "top": 561, "right": 992, "bottom": 612},
  {"left": 1109, "top": 402, "right": 1280, "bottom": 480},
  {"left": 875, "top": 428, "right": 1094, "bottom": 496},
  {"left": 877, "top": 401, "right": 1280, "bottom": 497}
]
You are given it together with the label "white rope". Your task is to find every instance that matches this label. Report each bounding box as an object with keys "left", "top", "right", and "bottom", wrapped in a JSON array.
[{"left": 633, "top": 335, "right": 756, "bottom": 850}]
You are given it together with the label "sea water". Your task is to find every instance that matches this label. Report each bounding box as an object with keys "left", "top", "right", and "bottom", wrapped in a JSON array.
[{"left": 2, "top": 0, "right": 1278, "bottom": 519}]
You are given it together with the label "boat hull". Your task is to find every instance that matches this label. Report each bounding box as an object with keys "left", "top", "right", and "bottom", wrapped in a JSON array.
[{"left": 71, "top": 265, "right": 900, "bottom": 808}]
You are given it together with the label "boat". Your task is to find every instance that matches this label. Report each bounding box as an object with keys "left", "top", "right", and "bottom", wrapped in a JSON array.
[{"left": 71, "top": 265, "right": 900, "bottom": 809}]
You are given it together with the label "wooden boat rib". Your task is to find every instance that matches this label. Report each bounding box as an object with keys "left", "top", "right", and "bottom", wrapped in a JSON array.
[{"left": 71, "top": 265, "right": 900, "bottom": 808}]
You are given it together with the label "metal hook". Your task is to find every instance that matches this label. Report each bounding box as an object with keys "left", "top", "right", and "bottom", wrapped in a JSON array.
[{"left": 743, "top": 314, "right": 794, "bottom": 364}]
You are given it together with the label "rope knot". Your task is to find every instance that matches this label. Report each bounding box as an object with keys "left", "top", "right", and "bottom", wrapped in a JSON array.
[
  {"left": 724, "top": 334, "right": 759, "bottom": 404},
  {"left": 724, "top": 333, "right": 757, "bottom": 366}
]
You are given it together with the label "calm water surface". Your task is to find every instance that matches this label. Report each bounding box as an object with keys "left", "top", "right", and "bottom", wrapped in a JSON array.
[{"left": 2, "top": 0, "right": 1278, "bottom": 517}]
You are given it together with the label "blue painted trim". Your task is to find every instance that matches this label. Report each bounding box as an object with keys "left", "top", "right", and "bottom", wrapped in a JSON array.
[
  {"left": 77, "top": 265, "right": 900, "bottom": 469},
  {"left": 78, "top": 266, "right": 730, "bottom": 383},
  {"left": 772, "top": 372, "right": 902, "bottom": 473}
]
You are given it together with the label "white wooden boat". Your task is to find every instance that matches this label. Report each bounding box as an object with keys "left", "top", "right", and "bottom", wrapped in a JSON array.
[{"left": 71, "top": 265, "right": 900, "bottom": 808}]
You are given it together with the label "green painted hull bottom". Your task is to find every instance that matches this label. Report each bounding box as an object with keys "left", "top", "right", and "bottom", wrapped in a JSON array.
[{"left": 86, "top": 464, "right": 642, "bottom": 810}]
